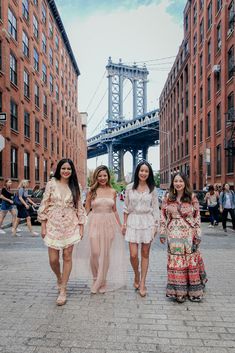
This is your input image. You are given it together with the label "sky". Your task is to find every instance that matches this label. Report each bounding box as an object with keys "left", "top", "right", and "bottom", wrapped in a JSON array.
[{"left": 56, "top": 0, "right": 186, "bottom": 175}]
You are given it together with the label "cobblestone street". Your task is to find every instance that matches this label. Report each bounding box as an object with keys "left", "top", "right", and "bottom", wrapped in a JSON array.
[{"left": 0, "top": 221, "right": 235, "bottom": 353}]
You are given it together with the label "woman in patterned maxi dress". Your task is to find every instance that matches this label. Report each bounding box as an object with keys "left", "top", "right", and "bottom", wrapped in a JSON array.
[
  {"left": 38, "top": 159, "right": 86, "bottom": 306},
  {"left": 160, "top": 173, "right": 207, "bottom": 303}
]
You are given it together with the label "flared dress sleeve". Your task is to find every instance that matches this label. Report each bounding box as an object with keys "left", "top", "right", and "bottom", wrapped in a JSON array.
[
  {"left": 123, "top": 184, "right": 132, "bottom": 214},
  {"left": 37, "top": 180, "right": 53, "bottom": 222},
  {"left": 151, "top": 190, "right": 160, "bottom": 227},
  {"left": 76, "top": 197, "right": 87, "bottom": 225},
  {"left": 160, "top": 197, "right": 168, "bottom": 239},
  {"left": 192, "top": 195, "right": 201, "bottom": 240}
]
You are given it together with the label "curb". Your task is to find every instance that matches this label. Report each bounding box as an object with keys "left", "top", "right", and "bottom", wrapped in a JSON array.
[{"left": 2, "top": 220, "right": 26, "bottom": 230}]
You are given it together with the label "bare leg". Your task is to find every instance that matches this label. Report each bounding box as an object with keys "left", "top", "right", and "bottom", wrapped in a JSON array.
[
  {"left": 61, "top": 245, "right": 74, "bottom": 286},
  {"left": 48, "top": 247, "right": 61, "bottom": 281},
  {"left": 0, "top": 211, "right": 7, "bottom": 228},
  {"left": 129, "top": 243, "right": 140, "bottom": 289},
  {"left": 9, "top": 209, "right": 16, "bottom": 229},
  {"left": 139, "top": 243, "right": 151, "bottom": 296},
  {"left": 12, "top": 218, "right": 20, "bottom": 236},
  {"left": 26, "top": 216, "right": 33, "bottom": 233}
]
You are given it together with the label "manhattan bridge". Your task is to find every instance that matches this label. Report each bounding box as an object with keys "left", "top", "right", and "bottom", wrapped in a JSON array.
[{"left": 87, "top": 57, "right": 159, "bottom": 180}]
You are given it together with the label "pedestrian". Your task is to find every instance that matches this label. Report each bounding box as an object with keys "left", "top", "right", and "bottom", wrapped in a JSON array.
[
  {"left": 219, "top": 183, "right": 235, "bottom": 233},
  {"left": 203, "top": 184, "right": 208, "bottom": 192},
  {"left": 37, "top": 159, "right": 85, "bottom": 306},
  {"left": 160, "top": 172, "right": 207, "bottom": 303},
  {"left": 204, "top": 185, "right": 219, "bottom": 227},
  {"left": 72, "top": 165, "right": 127, "bottom": 294},
  {"left": 12, "top": 180, "right": 39, "bottom": 237},
  {"left": 0, "top": 179, "right": 16, "bottom": 234},
  {"left": 122, "top": 161, "right": 159, "bottom": 297}
]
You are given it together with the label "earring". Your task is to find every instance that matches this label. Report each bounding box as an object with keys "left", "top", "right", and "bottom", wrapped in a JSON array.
[{"left": 173, "top": 188, "right": 176, "bottom": 194}]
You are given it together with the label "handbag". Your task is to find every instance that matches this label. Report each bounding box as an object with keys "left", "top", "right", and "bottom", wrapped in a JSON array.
[{"left": 13, "top": 193, "right": 22, "bottom": 206}]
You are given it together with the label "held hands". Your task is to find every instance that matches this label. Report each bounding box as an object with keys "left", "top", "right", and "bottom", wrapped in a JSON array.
[
  {"left": 160, "top": 237, "right": 166, "bottom": 244},
  {"left": 79, "top": 225, "right": 84, "bottom": 239},
  {"left": 121, "top": 224, "right": 127, "bottom": 236}
]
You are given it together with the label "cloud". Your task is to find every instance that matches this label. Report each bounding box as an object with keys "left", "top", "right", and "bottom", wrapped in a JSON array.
[{"left": 165, "top": 0, "right": 187, "bottom": 23}]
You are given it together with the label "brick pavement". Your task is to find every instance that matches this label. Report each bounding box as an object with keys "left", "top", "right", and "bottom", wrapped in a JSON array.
[{"left": 0, "top": 222, "right": 235, "bottom": 353}]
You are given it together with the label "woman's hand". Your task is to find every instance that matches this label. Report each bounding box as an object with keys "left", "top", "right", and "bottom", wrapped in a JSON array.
[
  {"left": 10, "top": 200, "right": 14, "bottom": 205},
  {"left": 121, "top": 224, "right": 127, "bottom": 236},
  {"left": 79, "top": 225, "right": 84, "bottom": 239},
  {"left": 25, "top": 204, "right": 30, "bottom": 210},
  {"left": 193, "top": 238, "right": 201, "bottom": 245},
  {"left": 41, "top": 223, "right": 47, "bottom": 239}
]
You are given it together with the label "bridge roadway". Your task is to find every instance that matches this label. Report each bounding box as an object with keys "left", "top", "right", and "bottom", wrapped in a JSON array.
[{"left": 87, "top": 109, "right": 159, "bottom": 159}]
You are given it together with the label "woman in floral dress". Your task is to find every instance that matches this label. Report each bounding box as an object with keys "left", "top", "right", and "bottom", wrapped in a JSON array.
[
  {"left": 122, "top": 161, "right": 159, "bottom": 297},
  {"left": 38, "top": 159, "right": 86, "bottom": 306},
  {"left": 160, "top": 173, "right": 207, "bottom": 303}
]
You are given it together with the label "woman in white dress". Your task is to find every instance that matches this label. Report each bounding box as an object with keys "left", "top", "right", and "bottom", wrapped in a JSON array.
[{"left": 122, "top": 161, "right": 159, "bottom": 297}]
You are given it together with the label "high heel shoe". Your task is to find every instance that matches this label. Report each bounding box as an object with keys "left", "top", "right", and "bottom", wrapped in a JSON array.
[
  {"left": 139, "top": 286, "right": 147, "bottom": 297},
  {"left": 56, "top": 285, "right": 67, "bottom": 306},
  {"left": 133, "top": 271, "right": 140, "bottom": 290}
]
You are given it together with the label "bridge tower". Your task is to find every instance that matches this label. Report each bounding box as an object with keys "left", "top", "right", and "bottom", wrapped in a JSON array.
[{"left": 105, "top": 57, "right": 149, "bottom": 180}]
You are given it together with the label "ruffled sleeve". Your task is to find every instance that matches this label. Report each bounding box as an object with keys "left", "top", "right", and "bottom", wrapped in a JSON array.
[
  {"left": 160, "top": 197, "right": 168, "bottom": 238},
  {"left": 151, "top": 189, "right": 160, "bottom": 227},
  {"left": 123, "top": 183, "right": 132, "bottom": 214},
  {"left": 76, "top": 198, "right": 87, "bottom": 225},
  {"left": 37, "top": 180, "right": 53, "bottom": 222},
  {"left": 192, "top": 195, "right": 201, "bottom": 240}
]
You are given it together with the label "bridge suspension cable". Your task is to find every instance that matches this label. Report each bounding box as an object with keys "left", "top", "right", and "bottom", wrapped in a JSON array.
[
  {"left": 85, "top": 70, "right": 106, "bottom": 112},
  {"left": 87, "top": 88, "right": 108, "bottom": 125}
]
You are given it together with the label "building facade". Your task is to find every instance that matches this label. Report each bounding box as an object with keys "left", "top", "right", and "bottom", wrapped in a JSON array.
[
  {"left": 0, "top": 0, "right": 87, "bottom": 189},
  {"left": 159, "top": 0, "right": 235, "bottom": 190}
]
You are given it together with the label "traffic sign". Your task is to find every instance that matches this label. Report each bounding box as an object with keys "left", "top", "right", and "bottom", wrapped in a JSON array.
[
  {"left": 0, "top": 113, "right": 6, "bottom": 121},
  {"left": 0, "top": 135, "right": 5, "bottom": 151}
]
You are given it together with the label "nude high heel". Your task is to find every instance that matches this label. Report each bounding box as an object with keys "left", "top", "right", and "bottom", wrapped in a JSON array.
[{"left": 56, "top": 285, "right": 67, "bottom": 306}]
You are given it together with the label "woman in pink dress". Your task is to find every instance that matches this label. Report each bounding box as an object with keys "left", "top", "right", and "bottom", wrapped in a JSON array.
[
  {"left": 160, "top": 173, "right": 207, "bottom": 303},
  {"left": 73, "top": 165, "right": 127, "bottom": 294},
  {"left": 38, "top": 159, "right": 85, "bottom": 306}
]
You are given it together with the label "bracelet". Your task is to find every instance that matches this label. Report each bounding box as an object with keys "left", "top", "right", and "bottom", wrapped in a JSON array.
[{"left": 123, "top": 224, "right": 127, "bottom": 227}]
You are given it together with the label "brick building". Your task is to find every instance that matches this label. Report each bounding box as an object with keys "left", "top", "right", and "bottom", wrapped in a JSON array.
[
  {"left": 159, "top": 0, "right": 235, "bottom": 190},
  {"left": 0, "top": 0, "right": 87, "bottom": 189}
]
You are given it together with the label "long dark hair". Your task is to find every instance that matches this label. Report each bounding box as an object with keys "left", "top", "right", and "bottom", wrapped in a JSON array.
[
  {"left": 90, "top": 165, "right": 111, "bottom": 199},
  {"left": 133, "top": 161, "right": 155, "bottom": 193},
  {"left": 53, "top": 159, "right": 80, "bottom": 209},
  {"left": 168, "top": 172, "right": 192, "bottom": 203}
]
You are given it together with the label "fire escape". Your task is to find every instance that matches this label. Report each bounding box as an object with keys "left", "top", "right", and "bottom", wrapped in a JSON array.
[{"left": 224, "top": 9, "right": 235, "bottom": 158}]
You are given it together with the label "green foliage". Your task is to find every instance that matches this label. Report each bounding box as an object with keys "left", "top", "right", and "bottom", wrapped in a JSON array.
[
  {"left": 154, "top": 172, "right": 160, "bottom": 187},
  {"left": 87, "top": 168, "right": 126, "bottom": 192}
]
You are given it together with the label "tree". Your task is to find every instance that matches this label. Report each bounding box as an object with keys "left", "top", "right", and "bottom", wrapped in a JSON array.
[{"left": 154, "top": 172, "right": 160, "bottom": 187}]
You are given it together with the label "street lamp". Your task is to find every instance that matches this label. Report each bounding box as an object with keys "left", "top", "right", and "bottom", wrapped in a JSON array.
[{"left": 142, "top": 126, "right": 171, "bottom": 187}]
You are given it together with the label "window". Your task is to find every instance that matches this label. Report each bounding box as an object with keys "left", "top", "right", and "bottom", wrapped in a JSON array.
[
  {"left": 24, "top": 111, "right": 30, "bottom": 138},
  {"left": 22, "top": 31, "right": 29, "bottom": 57},
  {"left": 216, "top": 103, "right": 221, "bottom": 131},
  {"left": 24, "top": 152, "right": 30, "bottom": 179},
  {"left": 193, "top": 64, "right": 196, "bottom": 84},
  {"left": 43, "top": 94, "right": 47, "bottom": 115},
  {"left": 193, "top": 94, "right": 196, "bottom": 114},
  {"left": 55, "top": 58, "right": 59, "bottom": 74},
  {"left": 228, "top": 1, "right": 235, "bottom": 30},
  {"left": 44, "top": 159, "right": 47, "bottom": 182},
  {"left": 207, "top": 40, "right": 211, "bottom": 65},
  {"left": 217, "top": 0, "right": 222, "bottom": 12},
  {"left": 49, "top": 74, "right": 53, "bottom": 93},
  {"left": 8, "top": 8, "right": 17, "bottom": 40},
  {"left": 200, "top": 119, "right": 203, "bottom": 142},
  {"left": 185, "top": 139, "right": 189, "bottom": 155},
  {"left": 193, "top": 33, "right": 197, "bottom": 55},
  {"left": 228, "top": 46, "right": 234, "bottom": 80},
  {"left": 51, "top": 132, "right": 54, "bottom": 152},
  {"left": 42, "top": 32, "right": 47, "bottom": 53},
  {"left": 217, "top": 22, "right": 222, "bottom": 50},
  {"left": 55, "top": 34, "right": 59, "bottom": 50},
  {"left": 22, "top": 0, "right": 29, "bottom": 21},
  {"left": 33, "top": 15, "right": 38, "bottom": 39},
  {"left": 193, "top": 125, "right": 196, "bottom": 145},
  {"left": 228, "top": 92, "right": 234, "bottom": 120},
  {"left": 35, "top": 119, "right": 40, "bottom": 143},
  {"left": 49, "top": 21, "right": 53, "bottom": 38},
  {"left": 185, "top": 14, "right": 188, "bottom": 32},
  {"left": 11, "top": 147, "right": 18, "bottom": 179},
  {"left": 207, "top": 75, "right": 211, "bottom": 101},
  {"left": 57, "top": 137, "right": 59, "bottom": 155},
  {"left": 35, "top": 155, "right": 40, "bottom": 181},
  {"left": 34, "top": 83, "right": 39, "bottom": 107},
  {"left": 10, "top": 100, "right": 18, "bottom": 131},
  {"left": 57, "top": 110, "right": 60, "bottom": 127},
  {"left": 50, "top": 103, "right": 54, "bottom": 124},
  {"left": 199, "top": 0, "right": 204, "bottom": 10},
  {"left": 44, "top": 126, "right": 47, "bottom": 148},
  {"left": 193, "top": 4, "right": 197, "bottom": 25},
  {"left": 200, "top": 86, "right": 203, "bottom": 109},
  {"left": 227, "top": 153, "right": 234, "bottom": 173},
  {"left": 49, "top": 47, "right": 53, "bottom": 65},
  {"left": 33, "top": 0, "right": 38, "bottom": 6},
  {"left": 199, "top": 53, "right": 203, "bottom": 76},
  {"left": 216, "top": 64, "right": 221, "bottom": 91},
  {"left": 42, "top": 62, "right": 47, "bottom": 84},
  {"left": 24, "top": 69, "right": 30, "bottom": 98},
  {"left": 216, "top": 145, "right": 221, "bottom": 175},
  {"left": 55, "top": 84, "right": 59, "bottom": 101},
  {"left": 207, "top": 112, "right": 211, "bottom": 137},
  {"left": 200, "top": 19, "right": 204, "bottom": 43},
  {"left": 42, "top": 2, "right": 46, "bottom": 24},
  {"left": 33, "top": 48, "right": 39, "bottom": 72},
  {"left": 208, "top": 1, "right": 212, "bottom": 29},
  {"left": 185, "top": 116, "right": 188, "bottom": 132},
  {"left": 10, "top": 53, "right": 17, "bottom": 85}
]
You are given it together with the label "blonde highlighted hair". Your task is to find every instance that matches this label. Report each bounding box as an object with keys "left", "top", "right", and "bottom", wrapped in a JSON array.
[{"left": 17, "top": 179, "right": 29, "bottom": 189}]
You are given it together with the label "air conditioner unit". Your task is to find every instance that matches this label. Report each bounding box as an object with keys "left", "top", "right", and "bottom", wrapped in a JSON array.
[
  {"left": 212, "top": 65, "right": 221, "bottom": 73},
  {"left": 227, "top": 28, "right": 234, "bottom": 37}
]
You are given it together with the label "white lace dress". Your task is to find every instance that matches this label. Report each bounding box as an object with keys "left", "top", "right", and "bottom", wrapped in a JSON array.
[{"left": 123, "top": 183, "right": 160, "bottom": 244}]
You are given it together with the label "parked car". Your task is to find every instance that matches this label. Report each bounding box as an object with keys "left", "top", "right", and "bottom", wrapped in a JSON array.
[
  {"left": 156, "top": 188, "right": 167, "bottom": 209},
  {"left": 28, "top": 188, "right": 45, "bottom": 223},
  {"left": 194, "top": 190, "right": 210, "bottom": 221}
]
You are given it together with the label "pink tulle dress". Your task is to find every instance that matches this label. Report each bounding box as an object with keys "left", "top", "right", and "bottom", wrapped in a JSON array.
[
  {"left": 37, "top": 178, "right": 86, "bottom": 250},
  {"left": 72, "top": 197, "right": 128, "bottom": 293}
]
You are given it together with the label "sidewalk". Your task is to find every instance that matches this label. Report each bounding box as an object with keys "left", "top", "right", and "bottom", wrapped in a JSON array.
[{"left": 0, "top": 223, "right": 235, "bottom": 353}]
